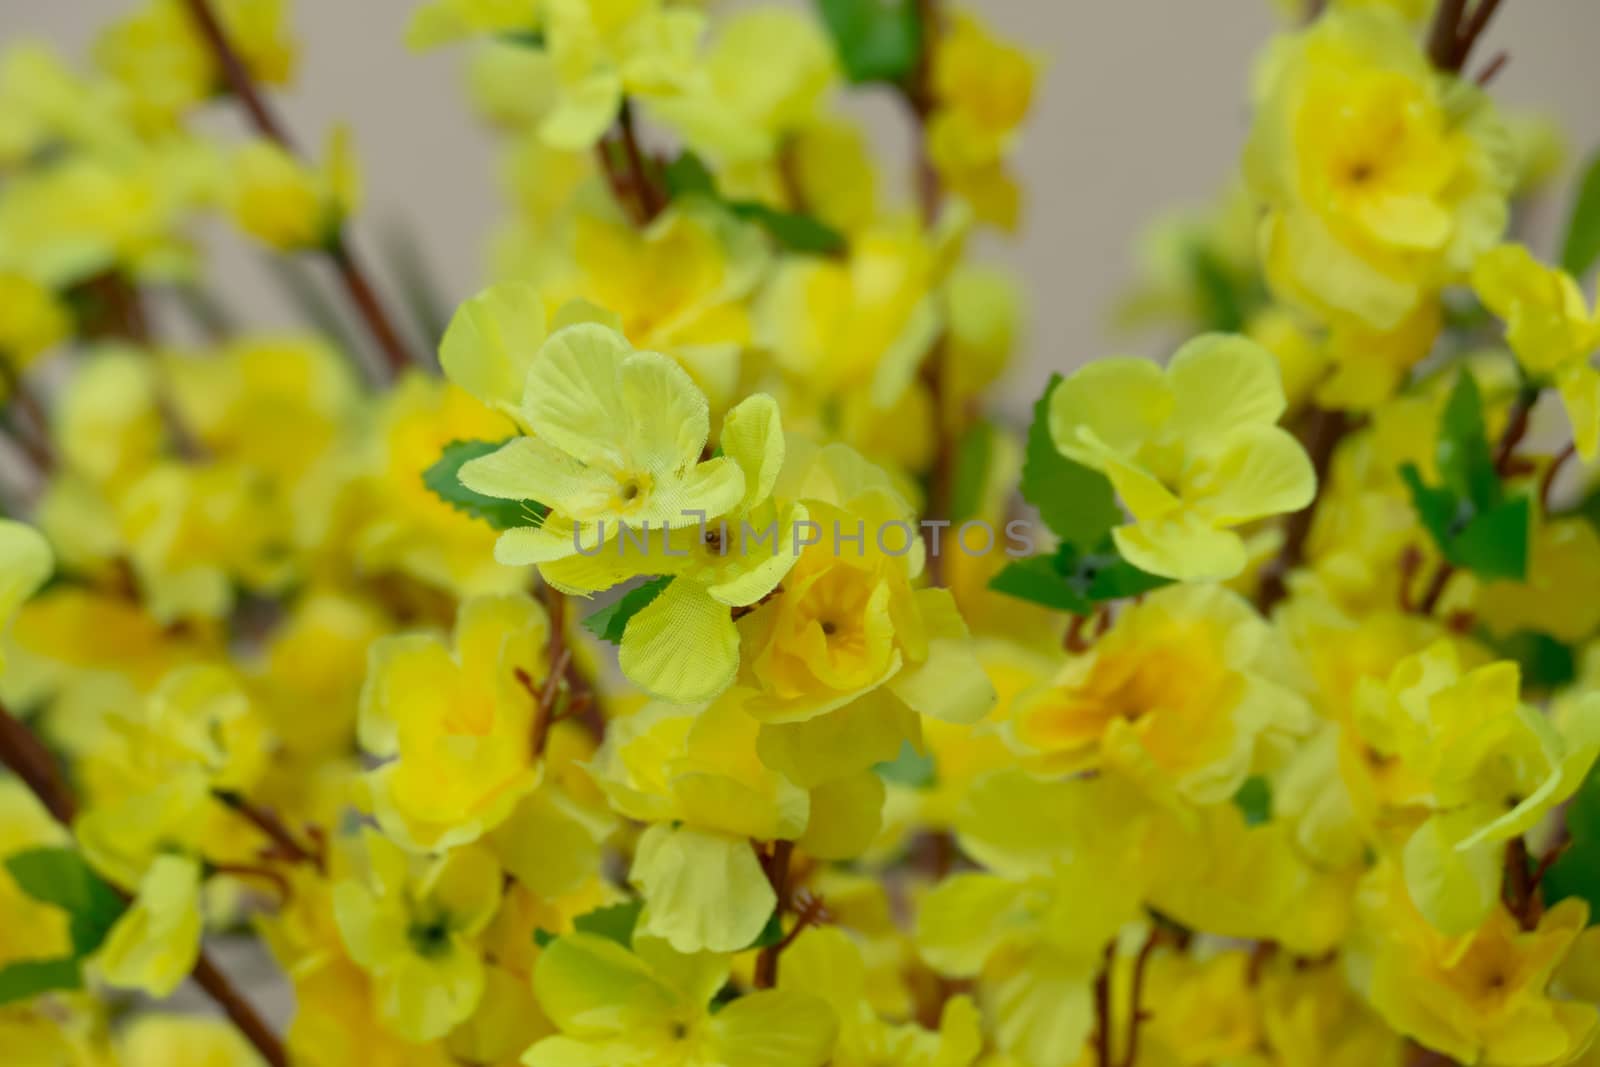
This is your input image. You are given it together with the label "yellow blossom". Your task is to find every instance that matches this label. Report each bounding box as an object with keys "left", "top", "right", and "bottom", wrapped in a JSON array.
[
  {"left": 1049, "top": 333, "right": 1316, "bottom": 581},
  {"left": 228, "top": 126, "right": 362, "bottom": 251}
]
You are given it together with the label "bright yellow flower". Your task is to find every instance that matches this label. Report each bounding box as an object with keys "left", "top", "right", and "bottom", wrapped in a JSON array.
[
  {"left": 538, "top": 0, "right": 706, "bottom": 150},
  {"left": 119, "top": 1015, "right": 267, "bottom": 1067},
  {"left": 650, "top": 7, "right": 836, "bottom": 164},
  {"left": 526, "top": 931, "right": 837, "bottom": 1067},
  {"left": 0, "top": 520, "right": 53, "bottom": 678},
  {"left": 1477, "top": 517, "right": 1600, "bottom": 643},
  {"left": 0, "top": 781, "right": 72, "bottom": 972},
  {"left": 332, "top": 832, "right": 503, "bottom": 1043},
  {"left": 781, "top": 926, "right": 983, "bottom": 1067},
  {"left": 358, "top": 593, "right": 550, "bottom": 851},
  {"left": 1350, "top": 864, "right": 1598, "bottom": 1067},
  {"left": 1011, "top": 583, "right": 1312, "bottom": 805},
  {"left": 1473, "top": 243, "right": 1600, "bottom": 459},
  {"left": 1351, "top": 641, "right": 1600, "bottom": 933},
  {"left": 916, "top": 771, "right": 1150, "bottom": 1067},
  {"left": 1245, "top": 8, "right": 1513, "bottom": 331},
  {"left": 927, "top": 11, "right": 1039, "bottom": 229},
  {"left": 588, "top": 698, "right": 808, "bottom": 952},
  {"left": 229, "top": 126, "right": 362, "bottom": 252},
  {"left": 1050, "top": 334, "right": 1316, "bottom": 581},
  {"left": 353, "top": 373, "right": 526, "bottom": 597},
  {"left": 1255, "top": 961, "right": 1407, "bottom": 1067},
  {"left": 0, "top": 271, "right": 69, "bottom": 374},
  {"left": 459, "top": 323, "right": 746, "bottom": 568},
  {"left": 94, "top": 854, "right": 204, "bottom": 998},
  {"left": 96, "top": 0, "right": 294, "bottom": 130}
]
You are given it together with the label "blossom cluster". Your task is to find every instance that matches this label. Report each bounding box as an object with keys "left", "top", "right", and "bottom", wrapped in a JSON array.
[{"left": 0, "top": 1, "right": 1598, "bottom": 1066}]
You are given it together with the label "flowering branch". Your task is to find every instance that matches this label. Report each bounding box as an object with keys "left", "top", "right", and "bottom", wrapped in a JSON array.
[
  {"left": 179, "top": 0, "right": 425, "bottom": 384},
  {"left": 0, "top": 701, "right": 290, "bottom": 1067},
  {"left": 1427, "top": 0, "right": 1507, "bottom": 73},
  {"left": 753, "top": 839, "right": 796, "bottom": 989},
  {"left": 213, "top": 790, "right": 327, "bottom": 872}
]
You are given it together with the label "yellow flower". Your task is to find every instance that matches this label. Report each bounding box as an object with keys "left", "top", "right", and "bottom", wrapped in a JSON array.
[
  {"left": 332, "top": 832, "right": 503, "bottom": 1043},
  {"left": 228, "top": 126, "right": 362, "bottom": 252},
  {"left": 1134, "top": 951, "right": 1263, "bottom": 1064},
  {"left": 600, "top": 394, "right": 805, "bottom": 704},
  {"left": 650, "top": 6, "right": 836, "bottom": 164},
  {"left": 1050, "top": 334, "right": 1316, "bottom": 581},
  {"left": 458, "top": 323, "right": 746, "bottom": 568},
  {"left": 353, "top": 373, "right": 526, "bottom": 597},
  {"left": 1255, "top": 962, "right": 1406, "bottom": 1067},
  {"left": 1350, "top": 865, "right": 1598, "bottom": 1067},
  {"left": 0, "top": 272, "right": 69, "bottom": 373},
  {"left": 525, "top": 931, "right": 837, "bottom": 1067},
  {"left": 1351, "top": 641, "right": 1600, "bottom": 933},
  {"left": 758, "top": 218, "right": 950, "bottom": 408},
  {"left": 1011, "top": 583, "right": 1312, "bottom": 805},
  {"left": 0, "top": 521, "right": 53, "bottom": 677},
  {"left": 1245, "top": 8, "right": 1513, "bottom": 331},
  {"left": 927, "top": 11, "right": 1040, "bottom": 230},
  {"left": 1473, "top": 243, "right": 1600, "bottom": 459},
  {"left": 781, "top": 926, "right": 983, "bottom": 1067},
  {"left": 538, "top": 0, "right": 706, "bottom": 150},
  {"left": 1477, "top": 517, "right": 1600, "bottom": 644},
  {"left": 358, "top": 593, "right": 550, "bottom": 851},
  {"left": 94, "top": 854, "right": 204, "bottom": 998},
  {"left": 588, "top": 698, "right": 808, "bottom": 952},
  {"left": 96, "top": 0, "right": 295, "bottom": 130},
  {"left": 119, "top": 1015, "right": 267, "bottom": 1067},
  {"left": 916, "top": 771, "right": 1149, "bottom": 1067}
]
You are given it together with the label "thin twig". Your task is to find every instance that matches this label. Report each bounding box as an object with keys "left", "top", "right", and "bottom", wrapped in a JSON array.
[
  {"left": 1539, "top": 442, "right": 1577, "bottom": 512},
  {"left": 179, "top": 0, "right": 424, "bottom": 383},
  {"left": 214, "top": 791, "right": 326, "bottom": 872},
  {"left": 754, "top": 840, "right": 796, "bottom": 989},
  {"left": 1427, "top": 0, "right": 1470, "bottom": 69},
  {"left": 1257, "top": 407, "right": 1350, "bottom": 612},
  {"left": 1475, "top": 50, "right": 1510, "bottom": 86},
  {"left": 1094, "top": 940, "right": 1116, "bottom": 1066},
  {"left": 1121, "top": 930, "right": 1163, "bottom": 1067},
  {"left": 617, "top": 101, "right": 665, "bottom": 224}
]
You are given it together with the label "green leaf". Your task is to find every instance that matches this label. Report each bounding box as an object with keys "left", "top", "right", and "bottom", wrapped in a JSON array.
[
  {"left": 0, "top": 958, "right": 82, "bottom": 1006},
  {"left": 747, "top": 910, "right": 785, "bottom": 950},
  {"left": 1452, "top": 496, "right": 1530, "bottom": 581},
  {"left": 1079, "top": 546, "right": 1172, "bottom": 601},
  {"left": 988, "top": 555, "right": 1092, "bottom": 615},
  {"left": 582, "top": 577, "right": 673, "bottom": 644},
  {"left": 1436, "top": 372, "right": 1499, "bottom": 509},
  {"left": 572, "top": 899, "right": 643, "bottom": 947},
  {"left": 1188, "top": 244, "right": 1250, "bottom": 333},
  {"left": 423, "top": 439, "right": 547, "bottom": 532},
  {"left": 5, "top": 849, "right": 126, "bottom": 956},
  {"left": 1400, "top": 464, "right": 1463, "bottom": 551},
  {"left": 663, "top": 152, "right": 718, "bottom": 199},
  {"left": 1561, "top": 148, "right": 1600, "bottom": 278},
  {"left": 1486, "top": 630, "right": 1577, "bottom": 691},
  {"left": 726, "top": 202, "right": 847, "bottom": 256},
  {"left": 949, "top": 420, "right": 994, "bottom": 523},
  {"left": 1232, "top": 776, "right": 1273, "bottom": 827},
  {"left": 1544, "top": 764, "right": 1600, "bottom": 915},
  {"left": 875, "top": 741, "right": 936, "bottom": 789},
  {"left": 532, "top": 928, "right": 556, "bottom": 949},
  {"left": 815, "top": 0, "right": 922, "bottom": 85},
  {"left": 1021, "top": 375, "right": 1121, "bottom": 550}
]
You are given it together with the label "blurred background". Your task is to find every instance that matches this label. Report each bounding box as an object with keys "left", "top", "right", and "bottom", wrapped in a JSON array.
[{"left": 4, "top": 0, "right": 1599, "bottom": 414}]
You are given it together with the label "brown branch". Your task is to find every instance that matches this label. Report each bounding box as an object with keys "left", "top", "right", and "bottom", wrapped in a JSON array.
[
  {"left": 1093, "top": 940, "right": 1115, "bottom": 1066},
  {"left": 180, "top": 0, "right": 424, "bottom": 383},
  {"left": 1257, "top": 407, "right": 1350, "bottom": 612},
  {"left": 617, "top": 101, "right": 665, "bottom": 223},
  {"left": 0, "top": 363, "right": 56, "bottom": 476},
  {"left": 1428, "top": 0, "right": 1507, "bottom": 72},
  {"left": 0, "top": 703, "right": 288, "bottom": 1067},
  {"left": 1475, "top": 50, "right": 1510, "bottom": 86},
  {"left": 1502, "top": 836, "right": 1539, "bottom": 929},
  {"left": 1539, "top": 442, "right": 1577, "bottom": 512},
  {"left": 754, "top": 839, "right": 796, "bottom": 989},
  {"left": 1121, "top": 930, "right": 1163, "bottom": 1067},
  {"left": 214, "top": 791, "right": 326, "bottom": 872}
]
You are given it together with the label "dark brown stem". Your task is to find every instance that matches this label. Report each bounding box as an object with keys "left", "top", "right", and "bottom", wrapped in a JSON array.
[
  {"left": 180, "top": 0, "right": 423, "bottom": 383},
  {"left": 209, "top": 863, "right": 292, "bottom": 902},
  {"left": 1, "top": 703, "right": 288, "bottom": 1067},
  {"left": 754, "top": 840, "right": 796, "bottom": 989},
  {"left": 0, "top": 363, "right": 55, "bottom": 476},
  {"left": 617, "top": 101, "right": 665, "bottom": 224},
  {"left": 1093, "top": 940, "right": 1115, "bottom": 1066},
  {"left": 191, "top": 954, "right": 290, "bottom": 1067},
  {"left": 1409, "top": 1044, "right": 1460, "bottom": 1067},
  {"left": 1427, "top": 0, "right": 1470, "bottom": 68},
  {"left": 1121, "top": 930, "right": 1163, "bottom": 1067},
  {"left": 1257, "top": 407, "right": 1350, "bottom": 612},
  {"left": 1303, "top": 0, "right": 1328, "bottom": 21},
  {"left": 1540, "top": 442, "right": 1577, "bottom": 512},
  {"left": 1502, "top": 836, "right": 1539, "bottom": 929},
  {"left": 327, "top": 238, "right": 422, "bottom": 381},
  {"left": 179, "top": 0, "right": 296, "bottom": 148},
  {"left": 214, "top": 791, "right": 326, "bottom": 872},
  {"left": 1417, "top": 561, "right": 1456, "bottom": 616},
  {"left": 906, "top": 0, "right": 945, "bottom": 225},
  {"left": 1492, "top": 388, "right": 1537, "bottom": 475},
  {"left": 1475, "top": 50, "right": 1510, "bottom": 86},
  {"left": 1456, "top": 0, "right": 1507, "bottom": 66}
]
